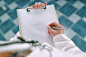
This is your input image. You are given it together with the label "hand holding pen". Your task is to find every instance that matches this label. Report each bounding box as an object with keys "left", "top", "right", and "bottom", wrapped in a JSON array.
[{"left": 47, "top": 22, "right": 64, "bottom": 37}]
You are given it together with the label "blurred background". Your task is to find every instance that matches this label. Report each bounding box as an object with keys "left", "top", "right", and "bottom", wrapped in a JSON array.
[{"left": 0, "top": 0, "right": 86, "bottom": 52}]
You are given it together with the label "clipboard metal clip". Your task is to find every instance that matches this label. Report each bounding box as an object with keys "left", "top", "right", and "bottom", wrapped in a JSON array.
[{"left": 27, "top": 6, "right": 46, "bottom": 12}]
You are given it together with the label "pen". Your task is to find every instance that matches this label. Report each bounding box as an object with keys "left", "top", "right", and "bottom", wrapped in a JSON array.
[{"left": 51, "top": 27, "right": 65, "bottom": 30}]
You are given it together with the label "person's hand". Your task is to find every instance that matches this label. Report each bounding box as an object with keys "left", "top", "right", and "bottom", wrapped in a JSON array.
[
  {"left": 30, "top": 2, "right": 47, "bottom": 9},
  {"left": 47, "top": 22, "right": 64, "bottom": 37}
]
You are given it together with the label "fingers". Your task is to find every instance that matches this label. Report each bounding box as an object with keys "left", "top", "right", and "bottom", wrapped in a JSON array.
[
  {"left": 47, "top": 26, "right": 53, "bottom": 34},
  {"left": 48, "top": 22, "right": 58, "bottom": 27},
  {"left": 38, "top": 2, "right": 41, "bottom": 8},
  {"left": 30, "top": 5, "right": 35, "bottom": 7},
  {"left": 30, "top": 2, "right": 47, "bottom": 9},
  {"left": 48, "top": 22, "right": 64, "bottom": 28},
  {"left": 34, "top": 2, "right": 37, "bottom": 9},
  {"left": 47, "top": 23, "right": 64, "bottom": 37},
  {"left": 45, "top": 2, "right": 47, "bottom": 6},
  {"left": 48, "top": 31, "right": 50, "bottom": 34}
]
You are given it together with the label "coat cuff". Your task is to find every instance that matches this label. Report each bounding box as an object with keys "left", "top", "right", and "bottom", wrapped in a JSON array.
[{"left": 53, "top": 34, "right": 71, "bottom": 42}]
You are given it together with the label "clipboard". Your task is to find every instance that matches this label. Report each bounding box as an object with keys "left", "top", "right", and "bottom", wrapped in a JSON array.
[{"left": 17, "top": 5, "right": 59, "bottom": 46}]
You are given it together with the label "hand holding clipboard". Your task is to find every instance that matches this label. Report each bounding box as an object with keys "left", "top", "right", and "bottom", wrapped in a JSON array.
[{"left": 30, "top": 2, "right": 47, "bottom": 9}]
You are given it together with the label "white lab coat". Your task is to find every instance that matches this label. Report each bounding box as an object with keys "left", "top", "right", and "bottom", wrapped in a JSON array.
[
  {"left": 2, "top": 32, "right": 86, "bottom": 57},
  {"left": 53, "top": 34, "right": 86, "bottom": 57}
]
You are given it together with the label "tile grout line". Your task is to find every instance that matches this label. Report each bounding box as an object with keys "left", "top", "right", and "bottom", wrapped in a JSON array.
[
  {"left": 67, "top": 1, "right": 85, "bottom": 40},
  {"left": 0, "top": 1, "right": 29, "bottom": 40},
  {"left": 0, "top": 29, "right": 6, "bottom": 40},
  {"left": 1, "top": 1, "right": 27, "bottom": 31},
  {"left": 57, "top": 1, "right": 85, "bottom": 41},
  {"left": 76, "top": 33, "right": 86, "bottom": 42},
  {"left": 0, "top": 1, "right": 20, "bottom": 36}
]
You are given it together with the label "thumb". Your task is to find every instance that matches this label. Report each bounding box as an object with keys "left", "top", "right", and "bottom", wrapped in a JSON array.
[{"left": 47, "top": 26, "right": 53, "bottom": 33}]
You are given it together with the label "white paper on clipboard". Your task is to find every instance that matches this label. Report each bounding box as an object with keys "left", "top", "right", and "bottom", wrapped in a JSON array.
[{"left": 17, "top": 5, "right": 59, "bottom": 46}]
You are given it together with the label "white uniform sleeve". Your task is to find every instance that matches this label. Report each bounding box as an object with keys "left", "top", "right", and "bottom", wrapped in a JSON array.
[{"left": 53, "top": 34, "right": 86, "bottom": 57}]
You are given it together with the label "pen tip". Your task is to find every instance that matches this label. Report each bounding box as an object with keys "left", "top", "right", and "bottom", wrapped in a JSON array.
[{"left": 51, "top": 26, "right": 52, "bottom": 28}]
